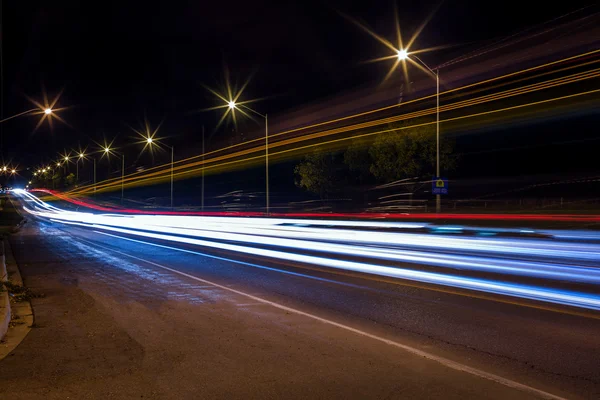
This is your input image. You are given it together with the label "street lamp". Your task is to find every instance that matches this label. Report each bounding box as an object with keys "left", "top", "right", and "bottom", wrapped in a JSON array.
[
  {"left": 103, "top": 146, "right": 125, "bottom": 203},
  {"left": 227, "top": 101, "right": 270, "bottom": 215},
  {"left": 0, "top": 108, "right": 44, "bottom": 124},
  {"left": 44, "top": 108, "right": 52, "bottom": 115},
  {"left": 76, "top": 152, "right": 86, "bottom": 183},
  {"left": 143, "top": 135, "right": 174, "bottom": 209},
  {"left": 400, "top": 51, "right": 441, "bottom": 213}
]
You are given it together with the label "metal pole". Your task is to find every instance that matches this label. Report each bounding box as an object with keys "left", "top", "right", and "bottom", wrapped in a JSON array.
[
  {"left": 435, "top": 70, "right": 441, "bottom": 214},
  {"left": 201, "top": 126, "right": 205, "bottom": 212},
  {"left": 76, "top": 160, "right": 79, "bottom": 184},
  {"left": 93, "top": 158, "right": 96, "bottom": 195},
  {"left": 0, "top": 108, "right": 38, "bottom": 124},
  {"left": 121, "top": 153, "right": 124, "bottom": 203},
  {"left": 265, "top": 114, "right": 269, "bottom": 216},
  {"left": 170, "top": 146, "right": 174, "bottom": 210}
]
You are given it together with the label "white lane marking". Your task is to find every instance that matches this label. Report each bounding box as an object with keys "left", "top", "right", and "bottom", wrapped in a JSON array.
[{"left": 79, "top": 230, "right": 565, "bottom": 400}]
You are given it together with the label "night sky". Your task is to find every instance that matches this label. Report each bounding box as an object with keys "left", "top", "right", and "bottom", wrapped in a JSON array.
[{"left": 1, "top": 0, "right": 597, "bottom": 182}]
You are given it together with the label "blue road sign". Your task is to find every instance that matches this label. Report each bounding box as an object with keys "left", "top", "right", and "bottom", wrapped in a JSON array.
[{"left": 432, "top": 177, "right": 448, "bottom": 195}]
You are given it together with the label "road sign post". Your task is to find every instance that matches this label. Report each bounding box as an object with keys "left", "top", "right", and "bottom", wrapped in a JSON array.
[{"left": 432, "top": 177, "right": 448, "bottom": 195}]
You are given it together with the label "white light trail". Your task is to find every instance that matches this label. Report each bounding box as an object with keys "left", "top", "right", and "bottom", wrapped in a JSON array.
[{"left": 12, "top": 189, "right": 600, "bottom": 311}]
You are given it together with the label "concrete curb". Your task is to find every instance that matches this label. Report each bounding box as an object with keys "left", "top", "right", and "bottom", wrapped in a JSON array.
[
  {"left": 0, "top": 241, "right": 11, "bottom": 342},
  {"left": 0, "top": 237, "right": 33, "bottom": 360}
]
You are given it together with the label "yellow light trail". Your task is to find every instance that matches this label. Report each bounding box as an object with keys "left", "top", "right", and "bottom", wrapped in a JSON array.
[
  {"left": 70, "top": 67, "right": 600, "bottom": 195},
  {"left": 73, "top": 87, "right": 600, "bottom": 195},
  {"left": 71, "top": 73, "right": 599, "bottom": 195},
  {"left": 67, "top": 49, "right": 600, "bottom": 195}
]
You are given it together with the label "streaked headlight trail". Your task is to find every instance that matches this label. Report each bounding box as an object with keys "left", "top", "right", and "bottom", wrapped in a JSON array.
[{"left": 13, "top": 189, "right": 600, "bottom": 312}]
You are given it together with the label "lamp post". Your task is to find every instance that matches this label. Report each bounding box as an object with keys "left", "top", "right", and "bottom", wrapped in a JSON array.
[
  {"left": 144, "top": 136, "right": 174, "bottom": 209},
  {"left": 76, "top": 152, "right": 85, "bottom": 184},
  {"left": 397, "top": 50, "right": 442, "bottom": 213},
  {"left": 93, "top": 157, "right": 96, "bottom": 195},
  {"left": 104, "top": 147, "right": 125, "bottom": 203},
  {"left": 228, "top": 101, "right": 270, "bottom": 215},
  {"left": 0, "top": 108, "right": 51, "bottom": 124}
]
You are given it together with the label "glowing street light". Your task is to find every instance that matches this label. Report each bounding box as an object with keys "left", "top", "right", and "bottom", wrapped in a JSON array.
[
  {"left": 343, "top": 8, "right": 444, "bottom": 212},
  {"left": 135, "top": 120, "right": 174, "bottom": 209},
  {"left": 203, "top": 75, "right": 267, "bottom": 212},
  {"left": 11, "top": 169, "right": 16, "bottom": 174},
  {"left": 44, "top": 108, "right": 52, "bottom": 115}
]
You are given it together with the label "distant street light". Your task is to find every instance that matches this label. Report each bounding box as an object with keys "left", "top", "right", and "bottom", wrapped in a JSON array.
[
  {"left": 0, "top": 108, "right": 40, "bottom": 124},
  {"left": 397, "top": 49, "right": 408, "bottom": 60},
  {"left": 0, "top": 107, "right": 53, "bottom": 124},
  {"left": 11, "top": 169, "right": 16, "bottom": 174}
]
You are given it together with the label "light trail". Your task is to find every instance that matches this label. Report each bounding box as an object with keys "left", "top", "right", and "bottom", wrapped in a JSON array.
[
  {"left": 66, "top": 51, "right": 600, "bottom": 196},
  {"left": 14, "top": 189, "right": 600, "bottom": 312},
  {"left": 71, "top": 85, "right": 600, "bottom": 194}
]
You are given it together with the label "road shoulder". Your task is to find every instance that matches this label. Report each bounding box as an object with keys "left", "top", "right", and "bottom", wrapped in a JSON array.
[{"left": 0, "top": 237, "right": 34, "bottom": 360}]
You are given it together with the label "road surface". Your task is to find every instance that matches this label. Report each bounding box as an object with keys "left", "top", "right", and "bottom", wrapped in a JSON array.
[{"left": 1, "top": 192, "right": 599, "bottom": 399}]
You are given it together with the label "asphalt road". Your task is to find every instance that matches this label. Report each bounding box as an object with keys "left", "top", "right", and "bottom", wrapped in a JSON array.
[{"left": 1, "top": 196, "right": 599, "bottom": 399}]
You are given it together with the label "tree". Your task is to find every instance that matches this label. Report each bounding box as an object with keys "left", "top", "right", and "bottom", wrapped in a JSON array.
[
  {"left": 294, "top": 150, "right": 344, "bottom": 198},
  {"left": 369, "top": 122, "right": 456, "bottom": 182},
  {"left": 65, "top": 173, "right": 76, "bottom": 187},
  {"left": 294, "top": 121, "right": 458, "bottom": 197}
]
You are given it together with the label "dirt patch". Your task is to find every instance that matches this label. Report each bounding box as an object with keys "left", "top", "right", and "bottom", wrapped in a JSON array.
[{"left": 1, "top": 281, "right": 44, "bottom": 303}]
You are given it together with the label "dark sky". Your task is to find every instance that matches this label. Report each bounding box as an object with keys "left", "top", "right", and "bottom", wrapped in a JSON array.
[{"left": 1, "top": 0, "right": 597, "bottom": 173}]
